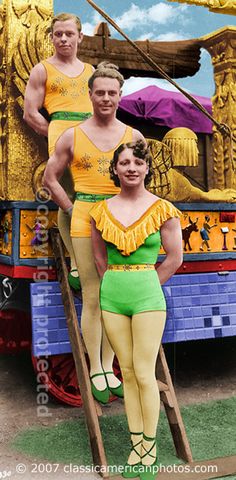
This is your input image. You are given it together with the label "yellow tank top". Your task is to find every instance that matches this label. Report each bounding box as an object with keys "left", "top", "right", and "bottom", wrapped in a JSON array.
[
  {"left": 71, "top": 125, "right": 133, "bottom": 194},
  {"left": 42, "top": 61, "right": 93, "bottom": 114}
]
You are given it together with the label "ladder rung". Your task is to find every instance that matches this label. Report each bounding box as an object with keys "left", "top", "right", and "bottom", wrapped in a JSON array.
[{"left": 157, "top": 380, "right": 169, "bottom": 391}]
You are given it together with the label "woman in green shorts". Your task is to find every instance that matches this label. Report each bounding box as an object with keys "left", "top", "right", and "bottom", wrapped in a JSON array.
[{"left": 90, "top": 140, "right": 183, "bottom": 480}]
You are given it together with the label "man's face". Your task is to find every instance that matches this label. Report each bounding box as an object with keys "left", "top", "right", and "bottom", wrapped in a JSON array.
[
  {"left": 89, "top": 77, "right": 121, "bottom": 118},
  {"left": 51, "top": 19, "right": 83, "bottom": 56}
]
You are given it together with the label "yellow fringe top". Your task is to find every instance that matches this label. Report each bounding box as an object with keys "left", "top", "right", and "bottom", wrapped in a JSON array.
[{"left": 90, "top": 199, "right": 181, "bottom": 256}]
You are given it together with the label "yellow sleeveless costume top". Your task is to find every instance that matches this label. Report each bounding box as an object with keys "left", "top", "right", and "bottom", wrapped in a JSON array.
[
  {"left": 70, "top": 125, "right": 133, "bottom": 237},
  {"left": 42, "top": 61, "right": 93, "bottom": 154}
]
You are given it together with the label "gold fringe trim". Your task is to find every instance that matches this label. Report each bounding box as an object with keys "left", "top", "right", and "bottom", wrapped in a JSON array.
[{"left": 90, "top": 199, "right": 181, "bottom": 256}]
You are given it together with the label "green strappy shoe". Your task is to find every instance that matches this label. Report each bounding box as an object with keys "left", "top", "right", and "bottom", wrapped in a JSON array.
[
  {"left": 139, "top": 434, "right": 158, "bottom": 480},
  {"left": 122, "top": 432, "right": 142, "bottom": 479},
  {"left": 104, "top": 371, "right": 124, "bottom": 398},
  {"left": 90, "top": 372, "right": 109, "bottom": 404},
  {"left": 68, "top": 269, "right": 81, "bottom": 291}
]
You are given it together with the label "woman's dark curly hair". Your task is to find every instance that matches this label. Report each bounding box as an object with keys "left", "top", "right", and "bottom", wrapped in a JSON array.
[{"left": 109, "top": 140, "right": 154, "bottom": 187}]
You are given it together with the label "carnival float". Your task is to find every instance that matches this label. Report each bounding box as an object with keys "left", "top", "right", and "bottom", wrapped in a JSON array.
[{"left": 0, "top": 0, "right": 236, "bottom": 407}]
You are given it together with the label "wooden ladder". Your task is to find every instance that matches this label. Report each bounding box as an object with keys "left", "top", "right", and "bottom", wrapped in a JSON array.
[{"left": 50, "top": 228, "right": 192, "bottom": 478}]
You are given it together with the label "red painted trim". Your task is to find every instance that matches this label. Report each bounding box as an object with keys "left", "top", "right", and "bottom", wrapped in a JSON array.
[
  {"left": 0, "top": 260, "right": 235, "bottom": 279},
  {"left": 0, "top": 264, "right": 57, "bottom": 279},
  {"left": 156, "top": 260, "right": 236, "bottom": 274}
]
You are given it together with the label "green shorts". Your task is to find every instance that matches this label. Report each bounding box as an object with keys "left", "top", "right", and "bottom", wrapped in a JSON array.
[{"left": 100, "top": 270, "right": 166, "bottom": 316}]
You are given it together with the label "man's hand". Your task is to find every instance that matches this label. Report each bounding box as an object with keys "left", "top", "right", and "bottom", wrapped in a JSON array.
[{"left": 43, "top": 128, "right": 74, "bottom": 211}]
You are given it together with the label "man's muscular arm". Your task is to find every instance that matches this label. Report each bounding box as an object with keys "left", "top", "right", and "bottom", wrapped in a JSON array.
[
  {"left": 23, "top": 63, "right": 49, "bottom": 136},
  {"left": 43, "top": 128, "right": 74, "bottom": 212}
]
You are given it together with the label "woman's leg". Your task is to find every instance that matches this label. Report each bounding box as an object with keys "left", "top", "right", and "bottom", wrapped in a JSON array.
[
  {"left": 71, "top": 238, "right": 119, "bottom": 390},
  {"left": 132, "top": 311, "right": 166, "bottom": 465},
  {"left": 102, "top": 311, "right": 143, "bottom": 465}
]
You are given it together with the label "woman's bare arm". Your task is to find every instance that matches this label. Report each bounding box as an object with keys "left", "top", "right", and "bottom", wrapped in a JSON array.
[{"left": 156, "top": 217, "right": 183, "bottom": 285}]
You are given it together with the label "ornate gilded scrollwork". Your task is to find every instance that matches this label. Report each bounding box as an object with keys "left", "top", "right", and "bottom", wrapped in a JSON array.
[
  {"left": 147, "top": 139, "right": 172, "bottom": 198},
  {"left": 166, "top": 0, "right": 236, "bottom": 15},
  {"left": 12, "top": 19, "right": 53, "bottom": 109},
  {"left": 201, "top": 28, "right": 236, "bottom": 190},
  {"left": 148, "top": 131, "right": 236, "bottom": 202},
  {"left": 12, "top": 0, "right": 51, "bottom": 27}
]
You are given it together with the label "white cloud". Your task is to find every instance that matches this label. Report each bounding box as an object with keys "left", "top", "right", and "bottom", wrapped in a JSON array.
[
  {"left": 114, "top": 2, "right": 188, "bottom": 32},
  {"left": 122, "top": 76, "right": 181, "bottom": 96},
  {"left": 147, "top": 4, "right": 174, "bottom": 24},
  {"left": 82, "top": 22, "right": 96, "bottom": 36},
  {"left": 137, "top": 32, "right": 155, "bottom": 41},
  {"left": 138, "top": 30, "right": 189, "bottom": 41},
  {"left": 155, "top": 31, "right": 189, "bottom": 41},
  {"left": 82, "top": 11, "right": 103, "bottom": 36},
  {"left": 115, "top": 4, "right": 146, "bottom": 30}
]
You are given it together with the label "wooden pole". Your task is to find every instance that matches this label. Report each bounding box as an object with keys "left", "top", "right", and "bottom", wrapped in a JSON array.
[
  {"left": 50, "top": 228, "right": 109, "bottom": 477},
  {"left": 86, "top": 0, "right": 232, "bottom": 138}
]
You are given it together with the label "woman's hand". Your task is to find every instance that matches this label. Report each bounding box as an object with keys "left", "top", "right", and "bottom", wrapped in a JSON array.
[{"left": 156, "top": 217, "right": 183, "bottom": 284}]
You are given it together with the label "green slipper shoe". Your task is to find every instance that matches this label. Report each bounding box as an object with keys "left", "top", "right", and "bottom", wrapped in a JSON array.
[
  {"left": 68, "top": 269, "right": 81, "bottom": 291},
  {"left": 90, "top": 373, "right": 109, "bottom": 404},
  {"left": 139, "top": 435, "right": 158, "bottom": 480},
  {"left": 122, "top": 432, "right": 142, "bottom": 479},
  {"left": 104, "top": 371, "right": 124, "bottom": 398}
]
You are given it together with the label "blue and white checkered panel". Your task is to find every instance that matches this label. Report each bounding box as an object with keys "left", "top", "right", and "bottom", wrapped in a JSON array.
[
  {"left": 30, "top": 272, "right": 236, "bottom": 356},
  {"left": 162, "top": 271, "right": 236, "bottom": 343},
  {"left": 31, "top": 282, "right": 82, "bottom": 356}
]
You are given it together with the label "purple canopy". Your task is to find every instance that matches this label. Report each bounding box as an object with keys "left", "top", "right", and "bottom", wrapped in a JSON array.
[{"left": 119, "top": 85, "right": 212, "bottom": 134}]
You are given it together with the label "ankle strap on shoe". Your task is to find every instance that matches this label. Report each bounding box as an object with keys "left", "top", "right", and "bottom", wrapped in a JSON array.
[
  {"left": 143, "top": 434, "right": 156, "bottom": 442},
  {"left": 90, "top": 372, "right": 105, "bottom": 379},
  {"left": 130, "top": 431, "right": 143, "bottom": 436}
]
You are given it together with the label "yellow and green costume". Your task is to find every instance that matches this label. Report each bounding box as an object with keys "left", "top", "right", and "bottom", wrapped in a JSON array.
[
  {"left": 41, "top": 60, "right": 93, "bottom": 283},
  {"left": 90, "top": 199, "right": 181, "bottom": 475},
  {"left": 69, "top": 126, "right": 133, "bottom": 392},
  {"left": 42, "top": 60, "right": 93, "bottom": 155}
]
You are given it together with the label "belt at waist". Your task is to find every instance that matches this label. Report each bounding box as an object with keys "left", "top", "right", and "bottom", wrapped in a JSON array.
[
  {"left": 75, "top": 192, "right": 114, "bottom": 202},
  {"left": 107, "top": 264, "right": 156, "bottom": 271},
  {"left": 50, "top": 111, "right": 92, "bottom": 121}
]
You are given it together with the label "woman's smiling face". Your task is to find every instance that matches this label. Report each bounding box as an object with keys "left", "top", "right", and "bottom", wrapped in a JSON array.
[{"left": 114, "top": 147, "right": 149, "bottom": 188}]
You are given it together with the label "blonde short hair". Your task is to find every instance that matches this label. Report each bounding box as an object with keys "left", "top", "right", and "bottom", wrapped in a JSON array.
[
  {"left": 88, "top": 61, "right": 124, "bottom": 89},
  {"left": 50, "top": 13, "right": 82, "bottom": 33}
]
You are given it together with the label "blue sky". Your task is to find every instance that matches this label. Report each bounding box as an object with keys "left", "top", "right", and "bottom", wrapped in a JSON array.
[{"left": 54, "top": 0, "right": 235, "bottom": 97}]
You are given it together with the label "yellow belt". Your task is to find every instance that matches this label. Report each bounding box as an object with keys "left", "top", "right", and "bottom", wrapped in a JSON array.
[{"left": 107, "top": 264, "right": 155, "bottom": 271}]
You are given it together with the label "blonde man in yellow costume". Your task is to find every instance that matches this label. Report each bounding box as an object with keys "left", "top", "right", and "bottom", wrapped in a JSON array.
[
  {"left": 24, "top": 12, "right": 93, "bottom": 289},
  {"left": 43, "top": 63, "right": 146, "bottom": 402}
]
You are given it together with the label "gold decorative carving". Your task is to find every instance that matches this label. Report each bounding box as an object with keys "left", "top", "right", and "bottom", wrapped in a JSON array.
[
  {"left": 0, "top": 0, "right": 53, "bottom": 201},
  {"left": 162, "top": 128, "right": 199, "bottom": 167},
  {"left": 147, "top": 139, "right": 172, "bottom": 199},
  {"left": 166, "top": 0, "right": 236, "bottom": 15},
  {"left": 148, "top": 133, "right": 236, "bottom": 202},
  {"left": 12, "top": 0, "right": 51, "bottom": 27},
  {"left": 201, "top": 27, "right": 236, "bottom": 190}
]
